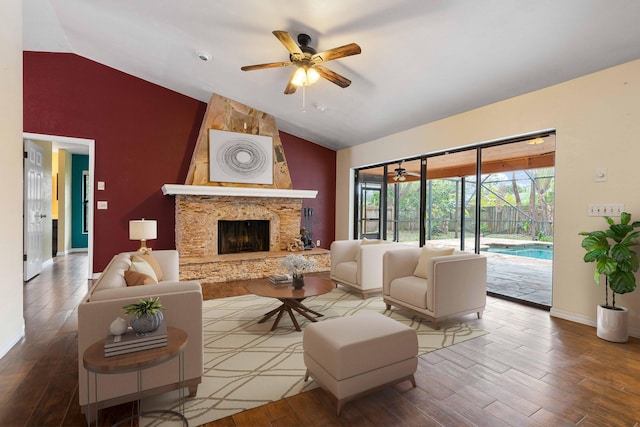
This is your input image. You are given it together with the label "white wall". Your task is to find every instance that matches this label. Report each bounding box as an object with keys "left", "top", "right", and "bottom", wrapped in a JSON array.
[
  {"left": 0, "top": 0, "right": 25, "bottom": 358},
  {"left": 336, "top": 59, "right": 640, "bottom": 335}
]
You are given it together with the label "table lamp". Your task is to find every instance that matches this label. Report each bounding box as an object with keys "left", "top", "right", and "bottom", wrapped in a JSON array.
[{"left": 129, "top": 219, "right": 157, "bottom": 252}]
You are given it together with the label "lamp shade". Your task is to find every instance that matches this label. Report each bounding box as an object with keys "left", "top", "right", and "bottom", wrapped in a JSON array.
[
  {"left": 292, "top": 67, "right": 320, "bottom": 87},
  {"left": 129, "top": 219, "right": 157, "bottom": 241}
]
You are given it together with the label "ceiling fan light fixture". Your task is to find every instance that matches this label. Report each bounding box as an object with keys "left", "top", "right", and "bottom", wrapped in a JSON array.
[
  {"left": 292, "top": 66, "right": 320, "bottom": 87},
  {"left": 307, "top": 67, "right": 320, "bottom": 84}
]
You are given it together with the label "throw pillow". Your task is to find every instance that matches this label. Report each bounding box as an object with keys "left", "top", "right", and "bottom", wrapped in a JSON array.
[
  {"left": 134, "top": 252, "right": 164, "bottom": 281},
  {"left": 124, "top": 270, "right": 157, "bottom": 286},
  {"left": 129, "top": 255, "right": 159, "bottom": 282},
  {"left": 355, "top": 238, "right": 383, "bottom": 262},
  {"left": 413, "top": 246, "right": 455, "bottom": 279}
]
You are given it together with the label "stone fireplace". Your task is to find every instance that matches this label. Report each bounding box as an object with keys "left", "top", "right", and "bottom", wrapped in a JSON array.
[
  {"left": 162, "top": 93, "right": 331, "bottom": 283},
  {"left": 163, "top": 184, "right": 330, "bottom": 283}
]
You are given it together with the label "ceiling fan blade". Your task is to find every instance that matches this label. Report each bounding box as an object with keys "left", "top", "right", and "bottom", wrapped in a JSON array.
[
  {"left": 284, "top": 69, "right": 298, "bottom": 94},
  {"left": 314, "top": 65, "right": 351, "bottom": 88},
  {"left": 312, "top": 43, "right": 361, "bottom": 63},
  {"left": 273, "top": 30, "right": 303, "bottom": 56},
  {"left": 241, "top": 61, "right": 293, "bottom": 71}
]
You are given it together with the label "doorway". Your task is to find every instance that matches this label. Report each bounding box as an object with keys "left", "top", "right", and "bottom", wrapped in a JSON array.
[{"left": 23, "top": 133, "right": 95, "bottom": 279}]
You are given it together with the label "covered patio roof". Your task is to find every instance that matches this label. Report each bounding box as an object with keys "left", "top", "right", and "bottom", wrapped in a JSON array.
[{"left": 362, "top": 134, "right": 556, "bottom": 183}]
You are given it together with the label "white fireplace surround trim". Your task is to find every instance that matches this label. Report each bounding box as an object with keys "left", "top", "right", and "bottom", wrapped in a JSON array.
[{"left": 162, "top": 184, "right": 317, "bottom": 199}]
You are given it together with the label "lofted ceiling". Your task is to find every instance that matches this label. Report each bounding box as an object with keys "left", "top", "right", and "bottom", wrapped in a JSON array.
[{"left": 22, "top": 0, "right": 640, "bottom": 151}]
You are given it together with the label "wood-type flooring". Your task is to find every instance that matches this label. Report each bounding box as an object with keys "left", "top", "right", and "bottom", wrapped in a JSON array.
[{"left": 1, "top": 253, "right": 639, "bottom": 426}]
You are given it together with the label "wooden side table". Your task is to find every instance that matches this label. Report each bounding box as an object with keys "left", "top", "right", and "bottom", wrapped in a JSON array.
[{"left": 83, "top": 326, "right": 189, "bottom": 426}]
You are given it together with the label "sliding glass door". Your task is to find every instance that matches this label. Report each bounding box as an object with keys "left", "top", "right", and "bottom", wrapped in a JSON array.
[
  {"left": 424, "top": 151, "right": 477, "bottom": 251},
  {"left": 387, "top": 159, "right": 421, "bottom": 243},
  {"left": 352, "top": 133, "right": 556, "bottom": 307},
  {"left": 355, "top": 170, "right": 384, "bottom": 239}
]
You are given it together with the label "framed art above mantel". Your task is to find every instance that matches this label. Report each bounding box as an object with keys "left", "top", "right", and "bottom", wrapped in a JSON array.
[{"left": 209, "top": 129, "right": 273, "bottom": 184}]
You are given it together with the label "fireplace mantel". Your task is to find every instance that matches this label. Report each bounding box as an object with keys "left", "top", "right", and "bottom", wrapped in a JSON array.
[{"left": 162, "top": 184, "right": 317, "bottom": 199}]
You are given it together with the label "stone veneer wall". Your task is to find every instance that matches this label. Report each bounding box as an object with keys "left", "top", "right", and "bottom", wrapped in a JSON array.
[
  {"left": 175, "top": 194, "right": 304, "bottom": 256},
  {"left": 179, "top": 249, "right": 331, "bottom": 283},
  {"left": 175, "top": 194, "right": 330, "bottom": 282}
]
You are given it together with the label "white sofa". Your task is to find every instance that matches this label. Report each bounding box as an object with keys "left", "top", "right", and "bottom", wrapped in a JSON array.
[
  {"left": 330, "top": 239, "right": 408, "bottom": 298},
  {"left": 383, "top": 247, "right": 487, "bottom": 329},
  {"left": 77, "top": 250, "right": 203, "bottom": 417}
]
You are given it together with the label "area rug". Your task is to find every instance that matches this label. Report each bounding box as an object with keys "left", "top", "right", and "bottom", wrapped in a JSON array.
[{"left": 142, "top": 288, "right": 487, "bottom": 426}]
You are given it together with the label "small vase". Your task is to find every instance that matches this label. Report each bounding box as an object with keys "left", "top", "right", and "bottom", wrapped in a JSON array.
[
  {"left": 130, "top": 311, "right": 164, "bottom": 334},
  {"left": 292, "top": 274, "right": 305, "bottom": 289}
]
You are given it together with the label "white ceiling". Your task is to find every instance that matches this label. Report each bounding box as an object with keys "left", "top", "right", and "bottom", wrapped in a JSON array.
[{"left": 23, "top": 0, "right": 640, "bottom": 151}]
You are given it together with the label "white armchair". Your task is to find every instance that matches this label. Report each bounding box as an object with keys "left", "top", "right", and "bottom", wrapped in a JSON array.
[
  {"left": 330, "top": 239, "right": 407, "bottom": 298},
  {"left": 382, "top": 247, "right": 487, "bottom": 329}
]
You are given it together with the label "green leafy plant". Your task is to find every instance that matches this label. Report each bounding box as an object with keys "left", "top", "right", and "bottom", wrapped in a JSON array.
[
  {"left": 122, "top": 297, "right": 165, "bottom": 319},
  {"left": 579, "top": 212, "right": 640, "bottom": 309}
]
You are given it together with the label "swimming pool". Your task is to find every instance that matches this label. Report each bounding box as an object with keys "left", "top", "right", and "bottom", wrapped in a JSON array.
[{"left": 483, "top": 244, "right": 553, "bottom": 260}]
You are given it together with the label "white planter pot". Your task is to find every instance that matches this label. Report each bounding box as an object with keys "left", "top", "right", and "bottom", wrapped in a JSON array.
[{"left": 596, "top": 305, "right": 628, "bottom": 343}]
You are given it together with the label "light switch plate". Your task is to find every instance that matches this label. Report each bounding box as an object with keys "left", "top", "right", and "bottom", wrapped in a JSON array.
[
  {"left": 97, "top": 181, "right": 105, "bottom": 190},
  {"left": 97, "top": 201, "right": 108, "bottom": 210}
]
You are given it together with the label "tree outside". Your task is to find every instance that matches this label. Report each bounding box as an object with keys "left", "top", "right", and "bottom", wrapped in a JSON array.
[{"left": 385, "top": 167, "right": 554, "bottom": 244}]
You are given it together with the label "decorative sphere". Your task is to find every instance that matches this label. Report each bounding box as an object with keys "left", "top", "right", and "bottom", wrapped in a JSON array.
[{"left": 109, "top": 317, "right": 128, "bottom": 336}]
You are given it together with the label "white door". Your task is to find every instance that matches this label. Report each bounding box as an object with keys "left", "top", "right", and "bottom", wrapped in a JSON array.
[{"left": 24, "top": 140, "right": 45, "bottom": 281}]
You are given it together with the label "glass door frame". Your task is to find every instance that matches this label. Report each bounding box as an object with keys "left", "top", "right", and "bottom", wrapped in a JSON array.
[{"left": 352, "top": 130, "right": 555, "bottom": 254}]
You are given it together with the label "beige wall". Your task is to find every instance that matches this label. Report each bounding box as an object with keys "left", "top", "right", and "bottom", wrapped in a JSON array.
[
  {"left": 336, "top": 59, "right": 640, "bottom": 335},
  {"left": 0, "top": 0, "right": 24, "bottom": 357},
  {"left": 58, "top": 149, "right": 73, "bottom": 254}
]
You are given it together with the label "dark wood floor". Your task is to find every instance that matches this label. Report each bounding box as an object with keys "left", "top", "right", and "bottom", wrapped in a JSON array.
[{"left": 2, "top": 253, "right": 640, "bottom": 426}]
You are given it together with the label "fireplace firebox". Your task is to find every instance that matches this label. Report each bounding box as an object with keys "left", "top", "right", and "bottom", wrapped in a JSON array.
[{"left": 218, "top": 220, "right": 270, "bottom": 255}]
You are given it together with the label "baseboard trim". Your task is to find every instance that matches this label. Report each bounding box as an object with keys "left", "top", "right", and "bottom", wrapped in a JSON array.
[
  {"left": 550, "top": 308, "right": 640, "bottom": 338},
  {"left": 0, "top": 321, "right": 25, "bottom": 359},
  {"left": 549, "top": 308, "right": 596, "bottom": 327}
]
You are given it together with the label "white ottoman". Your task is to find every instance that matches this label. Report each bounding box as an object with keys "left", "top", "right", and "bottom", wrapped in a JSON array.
[{"left": 303, "top": 311, "right": 418, "bottom": 415}]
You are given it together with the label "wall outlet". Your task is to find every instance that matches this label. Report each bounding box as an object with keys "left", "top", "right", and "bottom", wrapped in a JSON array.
[
  {"left": 97, "top": 201, "right": 108, "bottom": 210},
  {"left": 316, "top": 240, "right": 321, "bottom": 247},
  {"left": 588, "top": 203, "right": 624, "bottom": 217}
]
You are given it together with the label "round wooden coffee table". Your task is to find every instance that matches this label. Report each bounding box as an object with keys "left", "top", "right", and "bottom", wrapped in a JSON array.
[{"left": 245, "top": 276, "right": 336, "bottom": 331}]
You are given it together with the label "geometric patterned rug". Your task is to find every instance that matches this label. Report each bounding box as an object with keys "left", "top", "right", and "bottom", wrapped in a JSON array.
[{"left": 142, "top": 287, "right": 487, "bottom": 426}]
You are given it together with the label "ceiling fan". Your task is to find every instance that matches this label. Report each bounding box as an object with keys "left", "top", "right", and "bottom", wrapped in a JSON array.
[
  {"left": 391, "top": 162, "right": 420, "bottom": 182},
  {"left": 241, "top": 30, "right": 361, "bottom": 94}
]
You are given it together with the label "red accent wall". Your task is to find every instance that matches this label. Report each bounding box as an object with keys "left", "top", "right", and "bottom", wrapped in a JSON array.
[
  {"left": 23, "top": 52, "right": 336, "bottom": 271},
  {"left": 280, "top": 132, "right": 336, "bottom": 250}
]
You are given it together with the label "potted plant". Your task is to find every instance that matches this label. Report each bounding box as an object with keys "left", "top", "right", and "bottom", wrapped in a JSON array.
[
  {"left": 579, "top": 211, "right": 640, "bottom": 342},
  {"left": 281, "top": 254, "right": 317, "bottom": 289},
  {"left": 122, "top": 297, "right": 165, "bottom": 333}
]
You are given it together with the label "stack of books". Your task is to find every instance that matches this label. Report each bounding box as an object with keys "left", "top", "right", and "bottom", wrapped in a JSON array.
[
  {"left": 268, "top": 274, "right": 292, "bottom": 286},
  {"left": 104, "top": 322, "right": 168, "bottom": 357}
]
